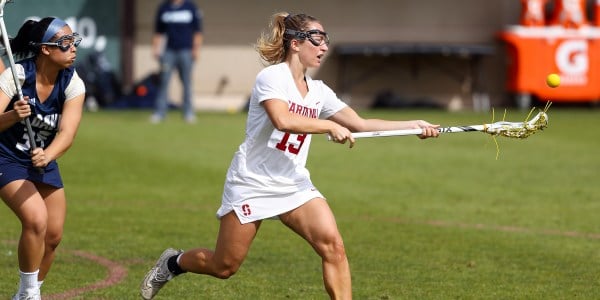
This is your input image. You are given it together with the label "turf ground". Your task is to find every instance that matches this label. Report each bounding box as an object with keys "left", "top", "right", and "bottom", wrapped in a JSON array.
[{"left": 1, "top": 107, "right": 599, "bottom": 299}]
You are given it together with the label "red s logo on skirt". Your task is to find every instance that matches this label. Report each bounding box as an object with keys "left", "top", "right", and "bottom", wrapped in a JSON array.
[{"left": 241, "top": 204, "right": 251, "bottom": 216}]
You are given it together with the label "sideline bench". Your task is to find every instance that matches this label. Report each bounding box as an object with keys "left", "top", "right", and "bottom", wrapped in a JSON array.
[{"left": 334, "top": 42, "right": 495, "bottom": 110}]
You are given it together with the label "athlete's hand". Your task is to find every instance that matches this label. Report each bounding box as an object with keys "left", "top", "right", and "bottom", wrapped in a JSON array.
[
  {"left": 412, "top": 120, "right": 440, "bottom": 139},
  {"left": 328, "top": 124, "right": 355, "bottom": 148},
  {"left": 13, "top": 97, "right": 31, "bottom": 120},
  {"left": 31, "top": 147, "right": 49, "bottom": 167}
]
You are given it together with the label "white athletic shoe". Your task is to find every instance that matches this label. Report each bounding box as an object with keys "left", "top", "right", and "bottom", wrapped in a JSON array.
[
  {"left": 140, "top": 248, "right": 182, "bottom": 300},
  {"left": 184, "top": 114, "right": 197, "bottom": 124},
  {"left": 11, "top": 290, "right": 41, "bottom": 300},
  {"left": 149, "top": 114, "right": 163, "bottom": 124}
]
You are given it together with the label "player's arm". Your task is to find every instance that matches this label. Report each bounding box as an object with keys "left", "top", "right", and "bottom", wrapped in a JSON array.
[
  {"left": 40, "top": 93, "right": 84, "bottom": 163},
  {"left": 0, "top": 69, "right": 27, "bottom": 132},
  {"left": 38, "top": 72, "right": 86, "bottom": 165},
  {"left": 0, "top": 95, "right": 25, "bottom": 133},
  {"left": 329, "top": 106, "right": 440, "bottom": 138},
  {"left": 192, "top": 32, "right": 203, "bottom": 61},
  {"left": 262, "top": 99, "right": 353, "bottom": 144},
  {"left": 151, "top": 33, "right": 164, "bottom": 60}
]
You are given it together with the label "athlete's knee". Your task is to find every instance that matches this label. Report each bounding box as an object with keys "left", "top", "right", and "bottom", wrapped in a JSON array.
[
  {"left": 212, "top": 260, "right": 242, "bottom": 279},
  {"left": 210, "top": 256, "right": 242, "bottom": 279},
  {"left": 187, "top": 250, "right": 241, "bottom": 279},
  {"left": 21, "top": 211, "right": 48, "bottom": 237},
  {"left": 44, "top": 230, "right": 63, "bottom": 251},
  {"left": 315, "top": 237, "right": 347, "bottom": 263}
]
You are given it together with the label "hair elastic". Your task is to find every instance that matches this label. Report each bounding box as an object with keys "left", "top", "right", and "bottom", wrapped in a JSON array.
[{"left": 284, "top": 14, "right": 292, "bottom": 23}]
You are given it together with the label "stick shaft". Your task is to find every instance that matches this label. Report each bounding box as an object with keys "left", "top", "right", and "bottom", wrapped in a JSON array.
[{"left": 350, "top": 125, "right": 485, "bottom": 139}]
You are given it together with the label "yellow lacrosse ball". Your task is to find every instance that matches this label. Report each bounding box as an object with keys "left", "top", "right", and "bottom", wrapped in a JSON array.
[{"left": 546, "top": 73, "right": 560, "bottom": 88}]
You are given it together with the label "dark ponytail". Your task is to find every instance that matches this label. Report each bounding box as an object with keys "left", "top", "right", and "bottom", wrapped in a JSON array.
[{"left": 8, "top": 17, "right": 55, "bottom": 59}]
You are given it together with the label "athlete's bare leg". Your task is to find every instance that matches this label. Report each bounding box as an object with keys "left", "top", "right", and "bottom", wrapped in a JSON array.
[
  {"left": 36, "top": 184, "right": 66, "bottom": 280},
  {"left": 279, "top": 198, "right": 352, "bottom": 300},
  {"left": 178, "top": 211, "right": 261, "bottom": 278},
  {"left": 0, "top": 180, "right": 47, "bottom": 273}
]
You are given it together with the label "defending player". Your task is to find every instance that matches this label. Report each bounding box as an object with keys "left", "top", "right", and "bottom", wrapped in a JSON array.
[
  {"left": 0, "top": 17, "right": 85, "bottom": 300},
  {"left": 141, "top": 12, "right": 438, "bottom": 299}
]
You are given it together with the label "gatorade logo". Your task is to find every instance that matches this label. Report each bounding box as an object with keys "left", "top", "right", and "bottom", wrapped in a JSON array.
[{"left": 555, "top": 39, "right": 588, "bottom": 85}]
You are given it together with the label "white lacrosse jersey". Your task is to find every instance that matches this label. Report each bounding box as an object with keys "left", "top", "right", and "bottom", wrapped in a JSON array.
[{"left": 218, "top": 62, "right": 347, "bottom": 223}]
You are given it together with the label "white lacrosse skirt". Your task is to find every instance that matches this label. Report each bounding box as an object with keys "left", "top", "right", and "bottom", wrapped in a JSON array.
[
  {"left": 217, "top": 186, "right": 323, "bottom": 224},
  {"left": 216, "top": 141, "right": 326, "bottom": 224}
]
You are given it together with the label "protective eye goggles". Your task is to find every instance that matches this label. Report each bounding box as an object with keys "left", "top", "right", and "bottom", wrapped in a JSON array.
[
  {"left": 285, "top": 29, "right": 330, "bottom": 46},
  {"left": 38, "top": 33, "right": 82, "bottom": 51}
]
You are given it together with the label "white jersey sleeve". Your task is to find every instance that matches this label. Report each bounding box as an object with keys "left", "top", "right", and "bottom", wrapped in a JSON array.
[
  {"left": 253, "top": 66, "right": 289, "bottom": 104},
  {"left": 0, "top": 64, "right": 25, "bottom": 99},
  {"left": 65, "top": 70, "right": 86, "bottom": 101},
  {"left": 316, "top": 81, "right": 347, "bottom": 119}
]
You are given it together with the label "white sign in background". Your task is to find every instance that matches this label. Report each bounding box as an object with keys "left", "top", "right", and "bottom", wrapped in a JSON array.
[{"left": 555, "top": 39, "right": 588, "bottom": 85}]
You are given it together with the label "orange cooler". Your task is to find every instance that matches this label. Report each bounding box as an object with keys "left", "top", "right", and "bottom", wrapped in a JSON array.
[
  {"left": 499, "top": 0, "right": 600, "bottom": 102},
  {"left": 500, "top": 27, "right": 600, "bottom": 101}
]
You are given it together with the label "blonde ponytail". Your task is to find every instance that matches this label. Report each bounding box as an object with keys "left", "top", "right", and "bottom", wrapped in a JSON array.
[{"left": 255, "top": 12, "right": 320, "bottom": 65}]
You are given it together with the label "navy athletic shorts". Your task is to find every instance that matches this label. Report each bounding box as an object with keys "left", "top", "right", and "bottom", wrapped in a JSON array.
[{"left": 0, "top": 156, "right": 63, "bottom": 188}]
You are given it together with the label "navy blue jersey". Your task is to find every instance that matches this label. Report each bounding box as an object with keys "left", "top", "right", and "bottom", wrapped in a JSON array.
[
  {"left": 154, "top": 0, "right": 203, "bottom": 50},
  {"left": 0, "top": 57, "right": 75, "bottom": 166}
]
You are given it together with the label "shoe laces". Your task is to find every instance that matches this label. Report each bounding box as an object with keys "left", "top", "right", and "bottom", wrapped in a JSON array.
[{"left": 152, "top": 264, "right": 173, "bottom": 283}]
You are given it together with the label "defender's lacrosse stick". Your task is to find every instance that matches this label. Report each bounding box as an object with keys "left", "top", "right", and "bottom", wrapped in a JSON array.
[
  {"left": 0, "top": 0, "right": 43, "bottom": 173},
  {"left": 328, "top": 105, "right": 550, "bottom": 140}
]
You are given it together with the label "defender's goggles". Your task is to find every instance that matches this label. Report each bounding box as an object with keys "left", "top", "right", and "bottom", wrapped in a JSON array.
[
  {"left": 39, "top": 33, "right": 82, "bottom": 51},
  {"left": 285, "top": 29, "right": 330, "bottom": 46}
]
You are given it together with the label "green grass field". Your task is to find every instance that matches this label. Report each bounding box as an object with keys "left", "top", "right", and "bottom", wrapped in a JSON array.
[{"left": 1, "top": 107, "right": 599, "bottom": 299}]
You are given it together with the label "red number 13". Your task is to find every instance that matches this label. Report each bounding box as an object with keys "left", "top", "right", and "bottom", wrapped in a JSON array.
[{"left": 275, "top": 133, "right": 307, "bottom": 154}]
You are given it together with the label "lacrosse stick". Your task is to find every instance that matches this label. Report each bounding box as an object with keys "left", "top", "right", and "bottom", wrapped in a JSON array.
[
  {"left": 328, "top": 108, "right": 549, "bottom": 140},
  {"left": 0, "top": 0, "right": 43, "bottom": 173}
]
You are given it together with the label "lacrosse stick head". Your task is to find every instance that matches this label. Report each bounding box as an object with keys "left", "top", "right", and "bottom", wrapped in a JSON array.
[{"left": 484, "top": 111, "right": 549, "bottom": 139}]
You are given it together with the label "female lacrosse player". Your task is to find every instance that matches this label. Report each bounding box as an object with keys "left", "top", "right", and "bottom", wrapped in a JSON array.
[
  {"left": 0, "top": 17, "right": 85, "bottom": 300},
  {"left": 141, "top": 12, "right": 438, "bottom": 300}
]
